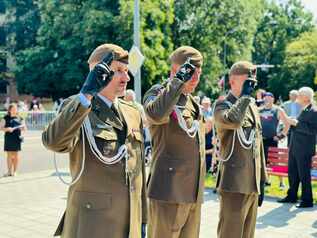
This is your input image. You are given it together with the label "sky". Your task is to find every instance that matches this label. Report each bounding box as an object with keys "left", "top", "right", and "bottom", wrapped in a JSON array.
[{"left": 301, "top": 0, "right": 317, "bottom": 22}]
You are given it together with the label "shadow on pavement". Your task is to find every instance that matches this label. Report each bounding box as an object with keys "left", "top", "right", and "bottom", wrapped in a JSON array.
[
  {"left": 312, "top": 220, "right": 317, "bottom": 237},
  {"left": 257, "top": 201, "right": 317, "bottom": 229}
]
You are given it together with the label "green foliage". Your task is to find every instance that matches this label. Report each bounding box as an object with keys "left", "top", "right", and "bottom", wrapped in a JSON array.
[
  {"left": 118, "top": 0, "right": 174, "bottom": 93},
  {"left": 282, "top": 30, "right": 317, "bottom": 91},
  {"left": 252, "top": 0, "right": 314, "bottom": 98},
  {"left": 173, "top": 0, "right": 264, "bottom": 98},
  {"left": 4, "top": 0, "right": 40, "bottom": 52},
  {"left": 14, "top": 0, "right": 174, "bottom": 99}
]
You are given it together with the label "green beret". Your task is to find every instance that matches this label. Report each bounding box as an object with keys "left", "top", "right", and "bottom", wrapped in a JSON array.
[
  {"left": 169, "top": 46, "right": 203, "bottom": 67},
  {"left": 88, "top": 44, "right": 129, "bottom": 65},
  {"left": 229, "top": 61, "right": 257, "bottom": 81}
]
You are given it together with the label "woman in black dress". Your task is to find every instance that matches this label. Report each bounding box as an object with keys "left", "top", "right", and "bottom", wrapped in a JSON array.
[{"left": 0, "top": 103, "right": 26, "bottom": 176}]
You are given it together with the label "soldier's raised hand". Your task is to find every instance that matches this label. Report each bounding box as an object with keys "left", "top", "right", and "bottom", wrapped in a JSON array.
[
  {"left": 175, "top": 58, "right": 196, "bottom": 82},
  {"left": 80, "top": 52, "right": 114, "bottom": 96},
  {"left": 240, "top": 79, "right": 256, "bottom": 97}
]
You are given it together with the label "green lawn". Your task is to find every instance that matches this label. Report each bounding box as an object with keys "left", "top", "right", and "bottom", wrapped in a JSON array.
[{"left": 205, "top": 174, "right": 317, "bottom": 203}]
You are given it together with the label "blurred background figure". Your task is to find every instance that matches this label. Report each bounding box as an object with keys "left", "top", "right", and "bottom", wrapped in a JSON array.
[
  {"left": 256, "top": 89, "right": 266, "bottom": 107},
  {"left": 201, "top": 97, "right": 212, "bottom": 119},
  {"left": 193, "top": 95, "right": 201, "bottom": 105},
  {"left": 259, "top": 92, "right": 290, "bottom": 188},
  {"left": 0, "top": 103, "right": 27, "bottom": 177},
  {"left": 205, "top": 117, "right": 214, "bottom": 173},
  {"left": 282, "top": 90, "right": 302, "bottom": 119}
]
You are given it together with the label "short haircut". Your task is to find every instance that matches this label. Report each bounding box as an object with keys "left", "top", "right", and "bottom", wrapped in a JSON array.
[
  {"left": 298, "top": 87, "right": 314, "bottom": 102},
  {"left": 289, "top": 90, "right": 299, "bottom": 96},
  {"left": 125, "top": 89, "right": 136, "bottom": 101}
]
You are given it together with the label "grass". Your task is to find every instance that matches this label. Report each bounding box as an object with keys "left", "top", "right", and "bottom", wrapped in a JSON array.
[{"left": 205, "top": 174, "right": 317, "bottom": 203}]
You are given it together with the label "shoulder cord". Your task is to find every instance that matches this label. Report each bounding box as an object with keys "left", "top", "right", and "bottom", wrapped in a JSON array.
[
  {"left": 212, "top": 101, "right": 255, "bottom": 162},
  {"left": 174, "top": 105, "right": 199, "bottom": 138},
  {"left": 53, "top": 116, "right": 128, "bottom": 186}
]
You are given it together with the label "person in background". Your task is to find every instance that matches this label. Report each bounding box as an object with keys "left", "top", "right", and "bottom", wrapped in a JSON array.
[
  {"left": 259, "top": 92, "right": 290, "bottom": 188},
  {"left": 205, "top": 117, "right": 214, "bottom": 173},
  {"left": 278, "top": 87, "right": 317, "bottom": 208},
  {"left": 255, "top": 89, "right": 266, "bottom": 107},
  {"left": 201, "top": 97, "right": 213, "bottom": 119},
  {"left": 193, "top": 95, "right": 201, "bottom": 105},
  {"left": 29, "top": 96, "right": 40, "bottom": 111},
  {"left": 282, "top": 90, "right": 302, "bottom": 145},
  {"left": 0, "top": 103, "right": 27, "bottom": 177}
]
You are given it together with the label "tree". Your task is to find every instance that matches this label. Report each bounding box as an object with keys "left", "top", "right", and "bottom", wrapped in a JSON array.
[
  {"left": 173, "top": 0, "right": 264, "bottom": 97},
  {"left": 252, "top": 0, "right": 314, "bottom": 98},
  {"left": 117, "top": 0, "right": 174, "bottom": 93},
  {"left": 282, "top": 30, "right": 317, "bottom": 92},
  {"left": 15, "top": 0, "right": 174, "bottom": 99},
  {"left": 15, "top": 0, "right": 123, "bottom": 99}
]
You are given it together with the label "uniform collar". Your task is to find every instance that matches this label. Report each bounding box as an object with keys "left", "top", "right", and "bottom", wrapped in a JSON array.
[{"left": 91, "top": 95, "right": 124, "bottom": 130}]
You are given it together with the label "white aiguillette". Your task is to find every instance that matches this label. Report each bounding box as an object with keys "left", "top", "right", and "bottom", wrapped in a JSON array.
[{"left": 128, "top": 45, "right": 145, "bottom": 76}]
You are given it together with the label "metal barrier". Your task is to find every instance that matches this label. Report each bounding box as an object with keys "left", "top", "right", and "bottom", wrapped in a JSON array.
[
  {"left": 23, "top": 111, "right": 57, "bottom": 130},
  {"left": 0, "top": 111, "right": 57, "bottom": 130}
]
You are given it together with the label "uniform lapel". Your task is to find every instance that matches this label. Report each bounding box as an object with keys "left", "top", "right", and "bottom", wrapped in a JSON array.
[
  {"left": 92, "top": 96, "right": 124, "bottom": 130},
  {"left": 249, "top": 103, "right": 259, "bottom": 125}
]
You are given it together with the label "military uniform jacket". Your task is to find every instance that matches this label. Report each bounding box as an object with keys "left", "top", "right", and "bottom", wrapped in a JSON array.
[
  {"left": 143, "top": 77, "right": 206, "bottom": 203},
  {"left": 214, "top": 93, "right": 267, "bottom": 195},
  {"left": 42, "top": 95, "right": 147, "bottom": 238}
]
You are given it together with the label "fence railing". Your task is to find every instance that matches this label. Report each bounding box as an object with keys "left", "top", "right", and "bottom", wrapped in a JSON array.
[{"left": 0, "top": 111, "right": 57, "bottom": 130}]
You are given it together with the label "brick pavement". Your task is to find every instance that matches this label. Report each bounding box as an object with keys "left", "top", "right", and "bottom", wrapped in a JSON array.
[{"left": 0, "top": 170, "right": 316, "bottom": 238}]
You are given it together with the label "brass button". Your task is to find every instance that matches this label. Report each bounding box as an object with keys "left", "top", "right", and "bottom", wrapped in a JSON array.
[{"left": 85, "top": 203, "right": 92, "bottom": 209}]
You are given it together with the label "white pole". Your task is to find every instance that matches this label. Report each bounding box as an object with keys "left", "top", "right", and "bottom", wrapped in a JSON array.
[{"left": 133, "top": 0, "right": 141, "bottom": 102}]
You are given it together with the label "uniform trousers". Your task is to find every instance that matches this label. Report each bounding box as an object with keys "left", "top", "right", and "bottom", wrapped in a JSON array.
[
  {"left": 217, "top": 191, "right": 258, "bottom": 238},
  {"left": 148, "top": 198, "right": 201, "bottom": 238}
]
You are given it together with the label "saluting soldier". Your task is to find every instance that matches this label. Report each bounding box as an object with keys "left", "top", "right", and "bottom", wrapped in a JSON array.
[
  {"left": 214, "top": 61, "right": 267, "bottom": 238},
  {"left": 42, "top": 44, "right": 147, "bottom": 238},
  {"left": 143, "top": 46, "right": 206, "bottom": 238}
]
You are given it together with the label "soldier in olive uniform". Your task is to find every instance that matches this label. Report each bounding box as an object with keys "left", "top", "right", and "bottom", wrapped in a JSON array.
[
  {"left": 42, "top": 44, "right": 147, "bottom": 238},
  {"left": 143, "top": 46, "right": 206, "bottom": 238},
  {"left": 214, "top": 61, "right": 267, "bottom": 238}
]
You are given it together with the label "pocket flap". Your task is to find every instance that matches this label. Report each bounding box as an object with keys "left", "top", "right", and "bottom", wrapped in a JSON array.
[
  {"left": 74, "top": 191, "right": 111, "bottom": 210},
  {"left": 93, "top": 128, "right": 117, "bottom": 140}
]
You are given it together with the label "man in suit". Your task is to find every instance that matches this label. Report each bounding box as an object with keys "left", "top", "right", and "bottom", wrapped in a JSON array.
[
  {"left": 214, "top": 61, "right": 267, "bottom": 238},
  {"left": 42, "top": 44, "right": 147, "bottom": 238},
  {"left": 278, "top": 86, "right": 317, "bottom": 208},
  {"left": 143, "top": 46, "right": 205, "bottom": 238}
]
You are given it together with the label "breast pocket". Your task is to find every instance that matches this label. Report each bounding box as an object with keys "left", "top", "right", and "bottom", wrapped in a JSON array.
[
  {"left": 93, "top": 128, "right": 118, "bottom": 157},
  {"left": 74, "top": 191, "right": 112, "bottom": 238}
]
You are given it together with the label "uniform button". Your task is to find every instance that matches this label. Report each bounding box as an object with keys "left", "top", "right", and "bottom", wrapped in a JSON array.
[
  {"left": 168, "top": 167, "right": 173, "bottom": 171},
  {"left": 85, "top": 203, "right": 92, "bottom": 209}
]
